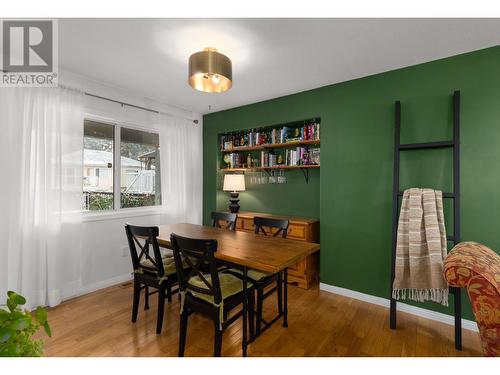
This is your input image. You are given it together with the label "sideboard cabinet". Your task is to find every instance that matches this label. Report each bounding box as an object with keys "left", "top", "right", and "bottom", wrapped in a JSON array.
[{"left": 234, "top": 211, "right": 319, "bottom": 289}]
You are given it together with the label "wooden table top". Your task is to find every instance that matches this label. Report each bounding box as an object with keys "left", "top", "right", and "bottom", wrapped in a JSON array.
[{"left": 157, "top": 223, "right": 320, "bottom": 274}]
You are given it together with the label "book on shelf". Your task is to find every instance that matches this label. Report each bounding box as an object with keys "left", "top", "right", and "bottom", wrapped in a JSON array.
[
  {"left": 309, "top": 148, "right": 320, "bottom": 165},
  {"left": 255, "top": 147, "right": 304, "bottom": 167},
  {"left": 224, "top": 146, "right": 320, "bottom": 170},
  {"left": 220, "top": 121, "right": 320, "bottom": 150}
]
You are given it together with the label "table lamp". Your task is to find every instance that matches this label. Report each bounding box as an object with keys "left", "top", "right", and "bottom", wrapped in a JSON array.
[{"left": 223, "top": 174, "right": 246, "bottom": 213}]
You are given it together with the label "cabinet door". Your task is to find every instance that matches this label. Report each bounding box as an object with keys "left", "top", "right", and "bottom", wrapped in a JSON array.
[
  {"left": 235, "top": 219, "right": 244, "bottom": 230},
  {"left": 287, "top": 224, "right": 306, "bottom": 241},
  {"left": 241, "top": 218, "right": 255, "bottom": 232}
]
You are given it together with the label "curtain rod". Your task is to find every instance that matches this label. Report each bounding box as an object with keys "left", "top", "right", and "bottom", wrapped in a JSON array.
[
  {"left": 0, "top": 69, "right": 199, "bottom": 124},
  {"left": 83, "top": 92, "right": 199, "bottom": 124}
]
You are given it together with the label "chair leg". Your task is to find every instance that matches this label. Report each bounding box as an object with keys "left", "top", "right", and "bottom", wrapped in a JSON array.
[
  {"left": 277, "top": 274, "right": 283, "bottom": 315},
  {"left": 144, "top": 286, "right": 150, "bottom": 310},
  {"left": 179, "top": 309, "right": 188, "bottom": 357},
  {"left": 131, "top": 279, "right": 140, "bottom": 323},
  {"left": 256, "top": 287, "right": 263, "bottom": 335},
  {"left": 167, "top": 284, "right": 172, "bottom": 303},
  {"left": 156, "top": 287, "right": 166, "bottom": 334},
  {"left": 248, "top": 289, "right": 255, "bottom": 339},
  {"left": 213, "top": 308, "right": 223, "bottom": 357}
]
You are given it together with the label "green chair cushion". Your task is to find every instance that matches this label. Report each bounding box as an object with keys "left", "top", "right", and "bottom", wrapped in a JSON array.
[
  {"left": 162, "top": 249, "right": 174, "bottom": 257},
  {"left": 140, "top": 253, "right": 173, "bottom": 268},
  {"left": 187, "top": 273, "right": 252, "bottom": 305},
  {"left": 139, "top": 254, "right": 188, "bottom": 277},
  {"left": 227, "top": 268, "right": 273, "bottom": 282}
]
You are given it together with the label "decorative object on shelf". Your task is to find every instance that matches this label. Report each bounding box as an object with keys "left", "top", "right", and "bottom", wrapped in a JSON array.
[
  {"left": 188, "top": 47, "right": 232, "bottom": 93},
  {"left": 223, "top": 174, "right": 246, "bottom": 213},
  {"left": 223, "top": 153, "right": 231, "bottom": 167}
]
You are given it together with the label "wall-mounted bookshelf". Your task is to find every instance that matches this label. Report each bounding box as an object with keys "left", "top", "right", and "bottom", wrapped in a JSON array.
[
  {"left": 220, "top": 139, "right": 320, "bottom": 153},
  {"left": 222, "top": 165, "right": 320, "bottom": 172},
  {"left": 218, "top": 118, "right": 320, "bottom": 183}
]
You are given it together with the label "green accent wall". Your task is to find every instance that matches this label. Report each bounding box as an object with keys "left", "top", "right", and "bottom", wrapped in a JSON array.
[{"left": 203, "top": 45, "right": 500, "bottom": 321}]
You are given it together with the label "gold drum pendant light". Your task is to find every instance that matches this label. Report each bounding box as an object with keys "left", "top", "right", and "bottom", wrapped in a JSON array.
[{"left": 188, "top": 47, "right": 232, "bottom": 93}]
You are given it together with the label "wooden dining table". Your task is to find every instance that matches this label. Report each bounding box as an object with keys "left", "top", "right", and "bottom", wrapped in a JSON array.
[{"left": 155, "top": 222, "right": 320, "bottom": 356}]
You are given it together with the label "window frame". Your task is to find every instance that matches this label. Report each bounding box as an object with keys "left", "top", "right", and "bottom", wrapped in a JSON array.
[{"left": 83, "top": 115, "right": 162, "bottom": 219}]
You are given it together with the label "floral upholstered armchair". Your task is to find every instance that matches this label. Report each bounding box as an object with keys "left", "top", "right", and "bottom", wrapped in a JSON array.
[{"left": 443, "top": 242, "right": 500, "bottom": 356}]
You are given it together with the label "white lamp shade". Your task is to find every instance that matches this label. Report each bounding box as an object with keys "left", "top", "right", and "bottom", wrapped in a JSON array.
[{"left": 223, "top": 174, "right": 246, "bottom": 192}]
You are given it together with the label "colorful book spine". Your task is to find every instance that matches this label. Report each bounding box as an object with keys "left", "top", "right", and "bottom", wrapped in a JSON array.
[{"left": 221, "top": 121, "right": 319, "bottom": 152}]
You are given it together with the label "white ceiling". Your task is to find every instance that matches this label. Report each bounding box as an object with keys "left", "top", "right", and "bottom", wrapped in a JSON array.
[{"left": 59, "top": 18, "right": 500, "bottom": 114}]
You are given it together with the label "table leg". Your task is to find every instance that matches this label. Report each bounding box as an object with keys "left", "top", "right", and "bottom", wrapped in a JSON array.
[
  {"left": 283, "top": 267, "right": 288, "bottom": 328},
  {"left": 242, "top": 266, "right": 248, "bottom": 357}
]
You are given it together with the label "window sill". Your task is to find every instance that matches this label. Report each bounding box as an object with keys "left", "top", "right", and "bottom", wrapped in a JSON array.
[{"left": 82, "top": 207, "right": 163, "bottom": 222}]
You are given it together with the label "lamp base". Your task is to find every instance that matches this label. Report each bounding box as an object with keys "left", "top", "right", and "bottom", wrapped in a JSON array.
[{"left": 228, "top": 192, "right": 240, "bottom": 213}]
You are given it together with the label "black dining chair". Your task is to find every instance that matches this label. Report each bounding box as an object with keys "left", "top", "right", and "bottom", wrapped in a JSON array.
[
  {"left": 170, "top": 233, "right": 254, "bottom": 357},
  {"left": 254, "top": 217, "right": 289, "bottom": 238},
  {"left": 211, "top": 211, "right": 238, "bottom": 231},
  {"left": 226, "top": 216, "right": 289, "bottom": 335},
  {"left": 125, "top": 224, "right": 187, "bottom": 334}
]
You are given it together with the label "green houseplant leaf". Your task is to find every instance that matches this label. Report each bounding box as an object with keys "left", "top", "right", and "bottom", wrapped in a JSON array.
[
  {"left": 9, "top": 314, "right": 31, "bottom": 330},
  {"left": 0, "top": 341, "right": 20, "bottom": 356},
  {"left": 0, "top": 327, "right": 11, "bottom": 344},
  {"left": 35, "top": 307, "right": 47, "bottom": 324},
  {"left": 0, "top": 310, "right": 9, "bottom": 322},
  {"left": 6, "top": 298, "right": 17, "bottom": 312},
  {"left": 43, "top": 322, "right": 52, "bottom": 337},
  {"left": 7, "top": 291, "right": 26, "bottom": 305},
  {"left": 0, "top": 291, "right": 51, "bottom": 357}
]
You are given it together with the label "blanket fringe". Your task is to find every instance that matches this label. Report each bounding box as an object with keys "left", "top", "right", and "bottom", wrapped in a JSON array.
[{"left": 392, "top": 288, "right": 449, "bottom": 306}]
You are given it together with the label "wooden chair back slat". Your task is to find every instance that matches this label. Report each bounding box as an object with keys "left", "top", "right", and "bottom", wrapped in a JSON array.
[
  {"left": 211, "top": 211, "right": 237, "bottom": 231},
  {"left": 125, "top": 224, "right": 165, "bottom": 278},
  {"left": 254, "top": 217, "right": 289, "bottom": 238},
  {"left": 170, "top": 233, "right": 223, "bottom": 304}
]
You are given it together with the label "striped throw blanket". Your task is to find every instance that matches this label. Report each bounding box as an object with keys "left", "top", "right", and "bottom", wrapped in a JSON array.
[{"left": 393, "top": 188, "right": 449, "bottom": 306}]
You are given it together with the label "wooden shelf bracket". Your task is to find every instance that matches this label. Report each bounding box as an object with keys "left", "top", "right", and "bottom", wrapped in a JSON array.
[{"left": 300, "top": 167, "right": 311, "bottom": 184}]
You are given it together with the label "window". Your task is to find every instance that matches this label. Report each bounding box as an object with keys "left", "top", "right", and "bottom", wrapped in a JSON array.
[
  {"left": 120, "top": 127, "right": 161, "bottom": 208},
  {"left": 83, "top": 120, "right": 114, "bottom": 211},
  {"left": 83, "top": 119, "right": 161, "bottom": 212}
]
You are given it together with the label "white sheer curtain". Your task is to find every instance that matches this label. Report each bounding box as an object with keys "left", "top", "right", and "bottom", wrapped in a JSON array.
[
  {"left": 159, "top": 116, "right": 202, "bottom": 225},
  {"left": 0, "top": 87, "right": 85, "bottom": 309}
]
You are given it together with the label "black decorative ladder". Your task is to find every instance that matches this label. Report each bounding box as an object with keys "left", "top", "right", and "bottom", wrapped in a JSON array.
[{"left": 389, "top": 90, "right": 462, "bottom": 350}]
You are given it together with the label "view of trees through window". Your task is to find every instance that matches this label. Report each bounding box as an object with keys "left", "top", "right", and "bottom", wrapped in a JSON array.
[{"left": 83, "top": 120, "right": 161, "bottom": 211}]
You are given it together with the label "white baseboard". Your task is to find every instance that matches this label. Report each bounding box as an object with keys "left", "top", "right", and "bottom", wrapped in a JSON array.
[
  {"left": 62, "top": 273, "right": 133, "bottom": 302},
  {"left": 319, "top": 282, "right": 478, "bottom": 332},
  {"left": 81, "top": 273, "right": 133, "bottom": 295}
]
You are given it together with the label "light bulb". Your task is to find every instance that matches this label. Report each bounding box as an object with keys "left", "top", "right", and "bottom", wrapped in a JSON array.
[{"left": 211, "top": 74, "right": 220, "bottom": 84}]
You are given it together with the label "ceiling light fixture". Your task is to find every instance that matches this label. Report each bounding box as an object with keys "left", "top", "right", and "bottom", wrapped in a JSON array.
[{"left": 188, "top": 47, "right": 232, "bottom": 93}]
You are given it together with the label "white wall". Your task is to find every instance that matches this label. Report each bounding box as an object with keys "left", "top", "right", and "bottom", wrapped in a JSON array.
[
  {"left": 60, "top": 69, "right": 203, "bottom": 298},
  {"left": 80, "top": 213, "right": 162, "bottom": 295}
]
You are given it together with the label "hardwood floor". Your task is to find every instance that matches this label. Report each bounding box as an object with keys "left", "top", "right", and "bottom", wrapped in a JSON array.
[{"left": 42, "top": 282, "right": 482, "bottom": 357}]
